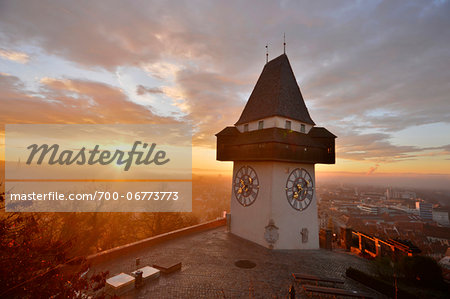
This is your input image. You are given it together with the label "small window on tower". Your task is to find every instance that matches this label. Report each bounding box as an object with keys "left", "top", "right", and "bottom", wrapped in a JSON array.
[
  {"left": 244, "top": 124, "right": 249, "bottom": 132},
  {"left": 300, "top": 124, "right": 306, "bottom": 133},
  {"left": 258, "top": 121, "right": 264, "bottom": 130},
  {"left": 285, "top": 120, "right": 291, "bottom": 130}
]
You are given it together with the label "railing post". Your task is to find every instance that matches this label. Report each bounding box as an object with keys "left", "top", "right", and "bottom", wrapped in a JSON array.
[
  {"left": 134, "top": 270, "right": 143, "bottom": 289},
  {"left": 325, "top": 229, "right": 332, "bottom": 250},
  {"left": 289, "top": 284, "right": 295, "bottom": 299},
  {"left": 344, "top": 228, "right": 353, "bottom": 251}
]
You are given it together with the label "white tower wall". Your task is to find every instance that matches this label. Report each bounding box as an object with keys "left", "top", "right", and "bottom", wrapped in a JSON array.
[{"left": 230, "top": 161, "right": 319, "bottom": 249}]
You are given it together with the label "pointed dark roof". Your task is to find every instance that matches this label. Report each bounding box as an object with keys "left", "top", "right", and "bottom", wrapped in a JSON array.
[{"left": 235, "top": 54, "right": 315, "bottom": 125}]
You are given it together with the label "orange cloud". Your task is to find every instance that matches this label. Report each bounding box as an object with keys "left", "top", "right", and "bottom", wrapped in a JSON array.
[
  {"left": 173, "top": 70, "right": 247, "bottom": 147},
  {"left": 0, "top": 48, "right": 30, "bottom": 64},
  {"left": 0, "top": 74, "right": 175, "bottom": 125}
]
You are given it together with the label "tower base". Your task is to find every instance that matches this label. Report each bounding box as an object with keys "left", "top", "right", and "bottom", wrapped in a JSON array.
[{"left": 230, "top": 161, "right": 319, "bottom": 250}]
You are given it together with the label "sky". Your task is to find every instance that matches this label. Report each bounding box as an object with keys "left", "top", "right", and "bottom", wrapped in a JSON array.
[{"left": 0, "top": 0, "right": 449, "bottom": 188}]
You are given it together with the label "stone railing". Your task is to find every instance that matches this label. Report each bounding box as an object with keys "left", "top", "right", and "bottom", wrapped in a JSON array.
[{"left": 87, "top": 217, "right": 226, "bottom": 266}]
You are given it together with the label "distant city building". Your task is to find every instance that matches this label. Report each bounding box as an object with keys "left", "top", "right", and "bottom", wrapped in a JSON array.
[
  {"left": 433, "top": 209, "right": 450, "bottom": 226},
  {"left": 416, "top": 201, "right": 433, "bottom": 220},
  {"left": 394, "top": 191, "right": 416, "bottom": 199},
  {"left": 361, "top": 192, "right": 385, "bottom": 201},
  {"left": 319, "top": 216, "right": 328, "bottom": 229},
  {"left": 385, "top": 187, "right": 392, "bottom": 200},
  {"left": 423, "top": 224, "right": 450, "bottom": 246},
  {"left": 359, "top": 204, "right": 378, "bottom": 215}
]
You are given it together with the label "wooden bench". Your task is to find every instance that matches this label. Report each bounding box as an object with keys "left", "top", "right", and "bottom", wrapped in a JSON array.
[
  {"left": 153, "top": 260, "right": 182, "bottom": 274},
  {"left": 303, "top": 285, "right": 374, "bottom": 298},
  {"left": 292, "top": 273, "right": 345, "bottom": 286}
]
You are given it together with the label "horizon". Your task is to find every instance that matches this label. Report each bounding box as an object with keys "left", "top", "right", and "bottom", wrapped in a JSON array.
[{"left": 2, "top": 158, "right": 450, "bottom": 192}]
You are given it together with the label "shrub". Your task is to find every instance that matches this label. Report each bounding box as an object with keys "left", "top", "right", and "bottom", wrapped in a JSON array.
[
  {"left": 346, "top": 267, "right": 418, "bottom": 299},
  {"left": 398, "top": 256, "right": 444, "bottom": 288},
  {"left": 371, "top": 256, "right": 394, "bottom": 278}
]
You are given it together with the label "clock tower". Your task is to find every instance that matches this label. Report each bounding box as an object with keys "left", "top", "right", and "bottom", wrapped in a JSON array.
[{"left": 216, "top": 54, "right": 336, "bottom": 249}]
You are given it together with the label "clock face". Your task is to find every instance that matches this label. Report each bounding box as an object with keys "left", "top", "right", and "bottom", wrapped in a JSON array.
[
  {"left": 285, "top": 168, "right": 314, "bottom": 211},
  {"left": 233, "top": 165, "right": 259, "bottom": 207}
]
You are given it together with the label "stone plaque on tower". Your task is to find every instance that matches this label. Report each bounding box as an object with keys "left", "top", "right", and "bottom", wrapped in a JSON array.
[{"left": 216, "top": 54, "right": 336, "bottom": 249}]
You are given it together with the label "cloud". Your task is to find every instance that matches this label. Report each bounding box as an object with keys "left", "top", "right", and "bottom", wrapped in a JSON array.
[
  {"left": 0, "top": 48, "right": 29, "bottom": 63},
  {"left": 173, "top": 69, "right": 247, "bottom": 146},
  {"left": 336, "top": 130, "right": 420, "bottom": 162},
  {"left": 136, "top": 85, "right": 164, "bottom": 95},
  {"left": 300, "top": 1, "right": 450, "bottom": 131},
  {"left": 0, "top": 1, "right": 163, "bottom": 70},
  {"left": 0, "top": 73, "right": 175, "bottom": 125},
  {"left": 141, "top": 61, "right": 183, "bottom": 81}
]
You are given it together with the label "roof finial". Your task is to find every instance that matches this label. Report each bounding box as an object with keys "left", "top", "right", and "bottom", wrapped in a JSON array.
[
  {"left": 265, "top": 43, "right": 269, "bottom": 64},
  {"left": 283, "top": 33, "right": 286, "bottom": 54}
]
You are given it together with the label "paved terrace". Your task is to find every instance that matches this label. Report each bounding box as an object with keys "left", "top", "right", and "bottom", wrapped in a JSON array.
[{"left": 90, "top": 221, "right": 383, "bottom": 298}]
